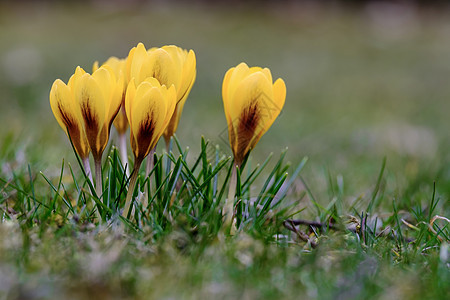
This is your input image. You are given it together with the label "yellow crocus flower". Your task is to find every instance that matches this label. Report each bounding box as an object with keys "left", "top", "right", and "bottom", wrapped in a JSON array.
[
  {"left": 126, "top": 42, "right": 196, "bottom": 146},
  {"left": 122, "top": 77, "right": 177, "bottom": 216},
  {"left": 50, "top": 76, "right": 89, "bottom": 160},
  {"left": 160, "top": 46, "right": 196, "bottom": 143},
  {"left": 94, "top": 57, "right": 129, "bottom": 174},
  {"left": 50, "top": 65, "right": 123, "bottom": 201},
  {"left": 222, "top": 62, "right": 286, "bottom": 230},
  {"left": 222, "top": 62, "right": 286, "bottom": 165},
  {"left": 125, "top": 77, "right": 177, "bottom": 164},
  {"left": 70, "top": 66, "right": 123, "bottom": 163}
]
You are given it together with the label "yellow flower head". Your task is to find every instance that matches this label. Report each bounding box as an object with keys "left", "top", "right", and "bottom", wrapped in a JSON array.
[
  {"left": 160, "top": 45, "right": 196, "bottom": 141},
  {"left": 50, "top": 75, "right": 89, "bottom": 159},
  {"left": 93, "top": 57, "right": 128, "bottom": 135},
  {"left": 126, "top": 42, "right": 196, "bottom": 142},
  {"left": 51, "top": 66, "right": 123, "bottom": 162},
  {"left": 125, "top": 77, "right": 177, "bottom": 164},
  {"left": 222, "top": 62, "right": 286, "bottom": 165}
]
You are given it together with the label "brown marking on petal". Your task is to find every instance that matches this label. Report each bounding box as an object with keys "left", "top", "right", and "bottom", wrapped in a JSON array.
[
  {"left": 57, "top": 102, "right": 76, "bottom": 132},
  {"left": 131, "top": 132, "right": 137, "bottom": 158},
  {"left": 69, "top": 127, "right": 88, "bottom": 158},
  {"left": 80, "top": 94, "right": 101, "bottom": 157},
  {"left": 135, "top": 115, "right": 156, "bottom": 161},
  {"left": 239, "top": 102, "right": 260, "bottom": 134},
  {"left": 81, "top": 101, "right": 98, "bottom": 132},
  {"left": 58, "top": 102, "right": 87, "bottom": 157},
  {"left": 97, "top": 125, "right": 108, "bottom": 158},
  {"left": 228, "top": 118, "right": 236, "bottom": 156},
  {"left": 151, "top": 62, "right": 168, "bottom": 86},
  {"left": 235, "top": 102, "right": 261, "bottom": 164}
]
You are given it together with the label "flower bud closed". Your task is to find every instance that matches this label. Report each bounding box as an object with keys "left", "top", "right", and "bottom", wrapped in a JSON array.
[
  {"left": 126, "top": 43, "right": 196, "bottom": 144},
  {"left": 222, "top": 62, "right": 286, "bottom": 165},
  {"left": 125, "top": 77, "right": 177, "bottom": 164}
]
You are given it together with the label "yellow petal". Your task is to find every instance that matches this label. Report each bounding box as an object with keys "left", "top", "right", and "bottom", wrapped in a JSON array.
[
  {"left": 125, "top": 80, "right": 136, "bottom": 127},
  {"left": 139, "top": 76, "right": 161, "bottom": 88},
  {"left": 92, "top": 66, "right": 114, "bottom": 113},
  {"left": 135, "top": 79, "right": 166, "bottom": 120},
  {"left": 161, "top": 45, "right": 184, "bottom": 70},
  {"left": 130, "top": 85, "right": 167, "bottom": 159},
  {"left": 50, "top": 80, "right": 75, "bottom": 134},
  {"left": 222, "top": 67, "right": 239, "bottom": 155},
  {"left": 75, "top": 74, "right": 107, "bottom": 157},
  {"left": 163, "top": 78, "right": 192, "bottom": 139},
  {"left": 228, "top": 71, "right": 273, "bottom": 125},
  {"left": 222, "top": 94, "right": 238, "bottom": 158},
  {"left": 225, "top": 62, "right": 251, "bottom": 106},
  {"left": 110, "top": 71, "right": 125, "bottom": 122},
  {"left": 50, "top": 79, "right": 89, "bottom": 158},
  {"left": 178, "top": 49, "right": 196, "bottom": 103},
  {"left": 248, "top": 66, "right": 264, "bottom": 74},
  {"left": 222, "top": 63, "right": 286, "bottom": 164},
  {"left": 92, "top": 61, "right": 99, "bottom": 72},
  {"left": 272, "top": 78, "right": 286, "bottom": 120},
  {"left": 127, "top": 42, "right": 148, "bottom": 84},
  {"left": 160, "top": 46, "right": 195, "bottom": 98},
  {"left": 102, "top": 56, "right": 124, "bottom": 75},
  {"left": 68, "top": 66, "right": 86, "bottom": 91},
  {"left": 222, "top": 67, "right": 235, "bottom": 122},
  {"left": 162, "top": 84, "right": 177, "bottom": 128},
  {"left": 260, "top": 67, "right": 273, "bottom": 83},
  {"left": 163, "top": 49, "right": 196, "bottom": 139},
  {"left": 103, "top": 67, "right": 122, "bottom": 125},
  {"left": 228, "top": 72, "right": 275, "bottom": 161},
  {"left": 222, "top": 67, "right": 234, "bottom": 103},
  {"left": 113, "top": 107, "right": 128, "bottom": 135},
  {"left": 103, "top": 57, "right": 127, "bottom": 99},
  {"left": 125, "top": 47, "right": 136, "bottom": 82},
  {"left": 140, "top": 48, "right": 181, "bottom": 88}
]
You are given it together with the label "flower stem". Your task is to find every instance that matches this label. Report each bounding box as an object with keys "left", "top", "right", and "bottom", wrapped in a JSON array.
[
  {"left": 224, "top": 163, "right": 237, "bottom": 230},
  {"left": 165, "top": 137, "right": 171, "bottom": 154},
  {"left": 118, "top": 133, "right": 130, "bottom": 177},
  {"left": 82, "top": 156, "right": 93, "bottom": 185},
  {"left": 94, "top": 158, "right": 102, "bottom": 197},
  {"left": 123, "top": 158, "right": 143, "bottom": 218},
  {"left": 164, "top": 135, "right": 171, "bottom": 153},
  {"left": 143, "top": 148, "right": 156, "bottom": 210},
  {"left": 145, "top": 148, "right": 156, "bottom": 178},
  {"left": 94, "top": 157, "right": 103, "bottom": 222}
]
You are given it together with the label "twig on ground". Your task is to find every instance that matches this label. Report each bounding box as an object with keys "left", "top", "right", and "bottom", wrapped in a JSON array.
[
  {"left": 284, "top": 218, "right": 417, "bottom": 245},
  {"left": 284, "top": 219, "right": 340, "bottom": 230},
  {"left": 285, "top": 220, "right": 318, "bottom": 248}
]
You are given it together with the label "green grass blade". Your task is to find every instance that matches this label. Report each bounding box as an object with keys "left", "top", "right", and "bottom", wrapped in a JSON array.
[{"left": 367, "top": 157, "right": 387, "bottom": 214}]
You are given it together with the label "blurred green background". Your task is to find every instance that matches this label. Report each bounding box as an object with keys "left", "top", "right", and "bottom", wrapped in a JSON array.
[{"left": 1, "top": 0, "right": 449, "bottom": 203}]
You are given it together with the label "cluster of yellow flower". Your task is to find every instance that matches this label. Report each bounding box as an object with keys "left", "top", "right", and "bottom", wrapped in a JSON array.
[{"left": 49, "top": 42, "right": 286, "bottom": 222}]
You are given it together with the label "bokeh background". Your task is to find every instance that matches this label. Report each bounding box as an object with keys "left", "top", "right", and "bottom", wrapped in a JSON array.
[{"left": 1, "top": 0, "right": 449, "bottom": 202}]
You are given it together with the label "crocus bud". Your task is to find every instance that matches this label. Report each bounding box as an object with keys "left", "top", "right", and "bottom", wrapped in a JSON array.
[
  {"left": 50, "top": 77, "right": 89, "bottom": 159},
  {"left": 222, "top": 62, "right": 286, "bottom": 165},
  {"left": 70, "top": 66, "right": 123, "bottom": 162},
  {"left": 160, "top": 45, "right": 196, "bottom": 142},
  {"left": 126, "top": 42, "right": 196, "bottom": 144},
  {"left": 125, "top": 77, "right": 177, "bottom": 164}
]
